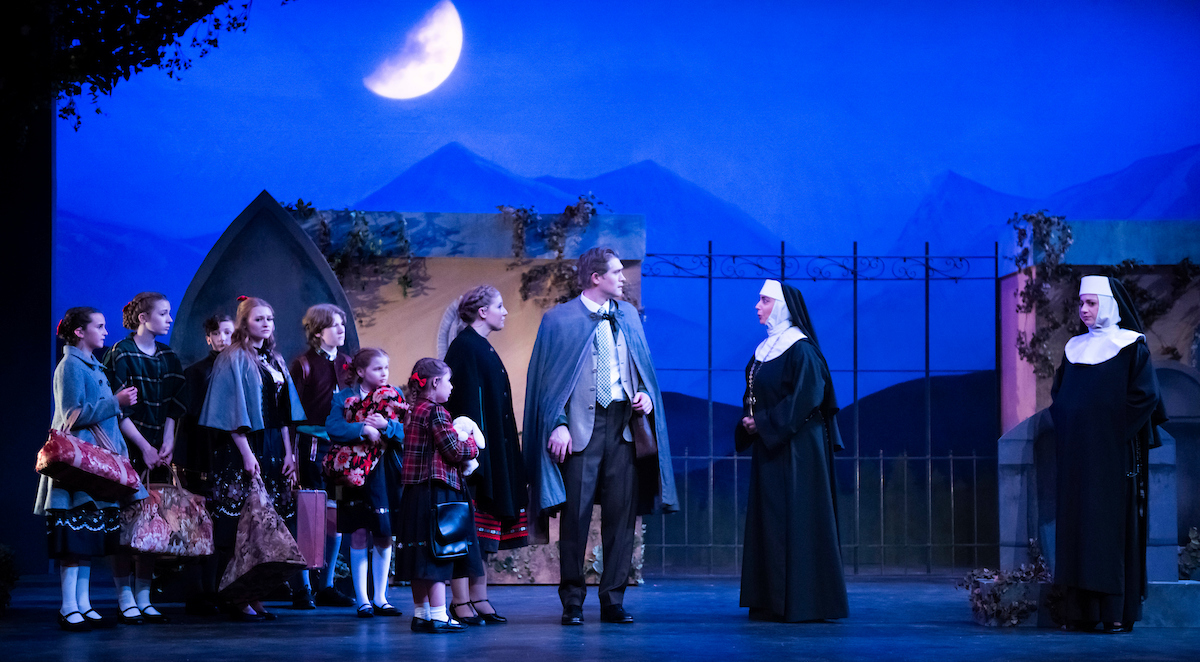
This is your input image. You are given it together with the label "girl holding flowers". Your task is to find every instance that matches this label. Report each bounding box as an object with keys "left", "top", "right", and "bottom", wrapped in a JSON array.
[{"left": 325, "top": 348, "right": 406, "bottom": 618}]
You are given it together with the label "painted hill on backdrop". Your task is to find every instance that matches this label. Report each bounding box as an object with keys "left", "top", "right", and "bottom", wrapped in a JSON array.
[
  {"left": 892, "top": 143, "right": 1200, "bottom": 255},
  {"left": 354, "top": 142, "right": 778, "bottom": 254},
  {"left": 356, "top": 142, "right": 579, "bottom": 214},
  {"left": 537, "top": 161, "right": 778, "bottom": 254},
  {"left": 54, "top": 210, "right": 209, "bottom": 343}
]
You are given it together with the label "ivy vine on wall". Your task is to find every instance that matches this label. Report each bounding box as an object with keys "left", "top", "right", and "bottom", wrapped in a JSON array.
[
  {"left": 500, "top": 193, "right": 607, "bottom": 307},
  {"left": 285, "top": 198, "right": 429, "bottom": 298},
  {"left": 1009, "top": 210, "right": 1200, "bottom": 378}
]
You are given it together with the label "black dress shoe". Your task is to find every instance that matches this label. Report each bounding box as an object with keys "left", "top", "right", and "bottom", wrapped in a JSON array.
[
  {"left": 230, "top": 610, "right": 266, "bottom": 623},
  {"left": 140, "top": 607, "right": 172, "bottom": 624},
  {"left": 357, "top": 604, "right": 375, "bottom": 618},
  {"left": 314, "top": 586, "right": 355, "bottom": 607},
  {"left": 561, "top": 605, "right": 584, "bottom": 626},
  {"left": 600, "top": 604, "right": 634, "bottom": 624},
  {"left": 372, "top": 603, "right": 401, "bottom": 617},
  {"left": 411, "top": 617, "right": 468, "bottom": 633},
  {"left": 59, "top": 611, "right": 91, "bottom": 632},
  {"left": 292, "top": 589, "right": 316, "bottom": 610},
  {"left": 471, "top": 600, "right": 507, "bottom": 624},
  {"left": 117, "top": 606, "right": 145, "bottom": 625},
  {"left": 450, "top": 603, "right": 485, "bottom": 626},
  {"left": 82, "top": 609, "right": 116, "bottom": 628}
]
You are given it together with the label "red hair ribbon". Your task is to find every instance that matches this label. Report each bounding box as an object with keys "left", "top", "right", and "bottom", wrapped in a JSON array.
[
  {"left": 411, "top": 371, "right": 427, "bottom": 388},
  {"left": 237, "top": 295, "right": 249, "bottom": 302}
]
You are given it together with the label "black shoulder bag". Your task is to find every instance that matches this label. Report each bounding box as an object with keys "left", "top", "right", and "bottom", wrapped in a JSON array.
[{"left": 426, "top": 420, "right": 472, "bottom": 559}]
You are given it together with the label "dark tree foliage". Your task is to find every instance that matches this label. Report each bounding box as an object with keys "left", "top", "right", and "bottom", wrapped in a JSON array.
[{"left": 3, "top": 1, "right": 293, "bottom": 142}]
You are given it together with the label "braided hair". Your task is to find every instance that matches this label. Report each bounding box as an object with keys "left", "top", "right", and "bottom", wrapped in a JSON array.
[
  {"left": 122, "top": 292, "right": 166, "bottom": 331},
  {"left": 57, "top": 307, "right": 100, "bottom": 346},
  {"left": 407, "top": 357, "right": 449, "bottom": 398}
]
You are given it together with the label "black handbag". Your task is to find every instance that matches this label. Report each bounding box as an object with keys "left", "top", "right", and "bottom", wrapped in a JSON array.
[{"left": 426, "top": 441, "right": 472, "bottom": 560}]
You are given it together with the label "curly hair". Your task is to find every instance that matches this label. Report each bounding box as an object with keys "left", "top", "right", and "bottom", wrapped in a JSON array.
[
  {"left": 576, "top": 246, "right": 620, "bottom": 290},
  {"left": 122, "top": 292, "right": 167, "bottom": 330},
  {"left": 302, "top": 303, "right": 347, "bottom": 348},
  {"left": 457, "top": 285, "right": 501, "bottom": 324},
  {"left": 57, "top": 307, "right": 101, "bottom": 346},
  {"left": 407, "top": 357, "right": 450, "bottom": 396}
]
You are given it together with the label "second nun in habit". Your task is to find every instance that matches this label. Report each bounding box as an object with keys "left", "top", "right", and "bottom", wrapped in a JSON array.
[
  {"left": 735, "top": 279, "right": 849, "bottom": 622},
  {"left": 1050, "top": 275, "right": 1165, "bottom": 633}
]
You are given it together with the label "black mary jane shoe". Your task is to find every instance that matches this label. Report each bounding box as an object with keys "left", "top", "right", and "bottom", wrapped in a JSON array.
[
  {"left": 357, "top": 604, "right": 375, "bottom": 619},
  {"left": 450, "top": 602, "right": 485, "bottom": 626},
  {"left": 470, "top": 599, "right": 507, "bottom": 624},
  {"left": 83, "top": 609, "right": 115, "bottom": 628},
  {"left": 117, "top": 606, "right": 145, "bottom": 625},
  {"left": 231, "top": 609, "right": 266, "bottom": 623},
  {"left": 411, "top": 616, "right": 467, "bottom": 634},
  {"left": 372, "top": 603, "right": 401, "bottom": 617},
  {"left": 59, "top": 611, "right": 92, "bottom": 632},
  {"left": 140, "top": 607, "right": 172, "bottom": 624}
]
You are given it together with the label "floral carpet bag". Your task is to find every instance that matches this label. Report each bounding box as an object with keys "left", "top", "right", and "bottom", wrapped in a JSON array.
[
  {"left": 36, "top": 410, "right": 142, "bottom": 501},
  {"left": 119, "top": 465, "right": 214, "bottom": 556},
  {"left": 219, "top": 475, "right": 306, "bottom": 603}
]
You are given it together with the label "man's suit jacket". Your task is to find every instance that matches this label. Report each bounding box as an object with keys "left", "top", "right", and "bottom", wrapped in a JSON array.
[{"left": 564, "top": 316, "right": 638, "bottom": 452}]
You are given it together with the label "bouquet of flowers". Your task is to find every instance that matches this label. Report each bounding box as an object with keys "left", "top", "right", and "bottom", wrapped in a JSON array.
[{"left": 322, "top": 386, "right": 405, "bottom": 487}]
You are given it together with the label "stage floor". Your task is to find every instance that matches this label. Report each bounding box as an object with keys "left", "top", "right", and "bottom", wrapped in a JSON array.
[{"left": 2, "top": 576, "right": 1197, "bottom": 661}]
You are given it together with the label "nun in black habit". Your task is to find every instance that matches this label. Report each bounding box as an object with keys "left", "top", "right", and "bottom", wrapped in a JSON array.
[
  {"left": 735, "top": 279, "right": 849, "bottom": 622},
  {"left": 1050, "top": 275, "right": 1166, "bottom": 633}
]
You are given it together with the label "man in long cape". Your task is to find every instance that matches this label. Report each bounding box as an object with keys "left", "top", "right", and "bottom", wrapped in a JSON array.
[{"left": 523, "top": 247, "right": 677, "bottom": 625}]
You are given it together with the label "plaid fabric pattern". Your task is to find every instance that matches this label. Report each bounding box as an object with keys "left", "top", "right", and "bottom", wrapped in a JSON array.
[
  {"left": 104, "top": 336, "right": 186, "bottom": 447},
  {"left": 399, "top": 399, "right": 478, "bottom": 490}
]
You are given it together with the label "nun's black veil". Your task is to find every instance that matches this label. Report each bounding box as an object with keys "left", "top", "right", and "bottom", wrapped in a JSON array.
[
  {"left": 779, "top": 282, "right": 844, "bottom": 451},
  {"left": 1108, "top": 277, "right": 1145, "bottom": 334}
]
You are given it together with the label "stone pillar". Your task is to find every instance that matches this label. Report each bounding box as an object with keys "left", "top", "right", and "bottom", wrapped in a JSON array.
[
  {"left": 998, "top": 409, "right": 1177, "bottom": 580},
  {"left": 1147, "top": 429, "right": 1178, "bottom": 580},
  {"left": 998, "top": 410, "right": 1053, "bottom": 571}
]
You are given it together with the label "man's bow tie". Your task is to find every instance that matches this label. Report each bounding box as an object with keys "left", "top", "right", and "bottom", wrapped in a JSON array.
[{"left": 590, "top": 307, "right": 621, "bottom": 334}]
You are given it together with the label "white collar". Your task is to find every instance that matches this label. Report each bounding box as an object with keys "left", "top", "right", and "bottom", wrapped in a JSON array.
[
  {"left": 318, "top": 347, "right": 338, "bottom": 361},
  {"left": 1063, "top": 294, "right": 1144, "bottom": 364},
  {"left": 580, "top": 294, "right": 611, "bottom": 314},
  {"left": 755, "top": 296, "right": 806, "bottom": 362}
]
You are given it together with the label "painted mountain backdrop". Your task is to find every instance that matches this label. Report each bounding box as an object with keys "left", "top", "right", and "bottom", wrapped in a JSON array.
[
  {"left": 355, "top": 142, "right": 779, "bottom": 255},
  {"left": 893, "top": 143, "right": 1200, "bottom": 255},
  {"left": 54, "top": 142, "right": 1200, "bottom": 402}
]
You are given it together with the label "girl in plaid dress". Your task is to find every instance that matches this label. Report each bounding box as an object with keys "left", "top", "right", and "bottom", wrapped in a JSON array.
[{"left": 395, "top": 358, "right": 484, "bottom": 633}]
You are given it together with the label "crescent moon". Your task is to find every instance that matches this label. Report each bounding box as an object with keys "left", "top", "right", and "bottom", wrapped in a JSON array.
[{"left": 364, "top": 1, "right": 463, "bottom": 100}]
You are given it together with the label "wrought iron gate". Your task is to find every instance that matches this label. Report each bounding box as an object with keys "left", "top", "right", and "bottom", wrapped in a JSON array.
[{"left": 640, "top": 241, "right": 1001, "bottom": 576}]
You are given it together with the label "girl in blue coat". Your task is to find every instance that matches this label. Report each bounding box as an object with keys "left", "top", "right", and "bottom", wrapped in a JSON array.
[
  {"left": 326, "top": 347, "right": 406, "bottom": 618},
  {"left": 36, "top": 308, "right": 144, "bottom": 630}
]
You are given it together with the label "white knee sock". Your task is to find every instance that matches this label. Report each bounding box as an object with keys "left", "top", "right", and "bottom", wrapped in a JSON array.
[
  {"left": 350, "top": 546, "right": 370, "bottom": 607},
  {"left": 59, "top": 565, "right": 80, "bottom": 616},
  {"left": 429, "top": 604, "right": 448, "bottom": 623},
  {"left": 135, "top": 574, "right": 154, "bottom": 611},
  {"left": 370, "top": 545, "right": 391, "bottom": 606},
  {"left": 113, "top": 573, "right": 137, "bottom": 612},
  {"left": 75, "top": 565, "right": 92, "bottom": 614}
]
